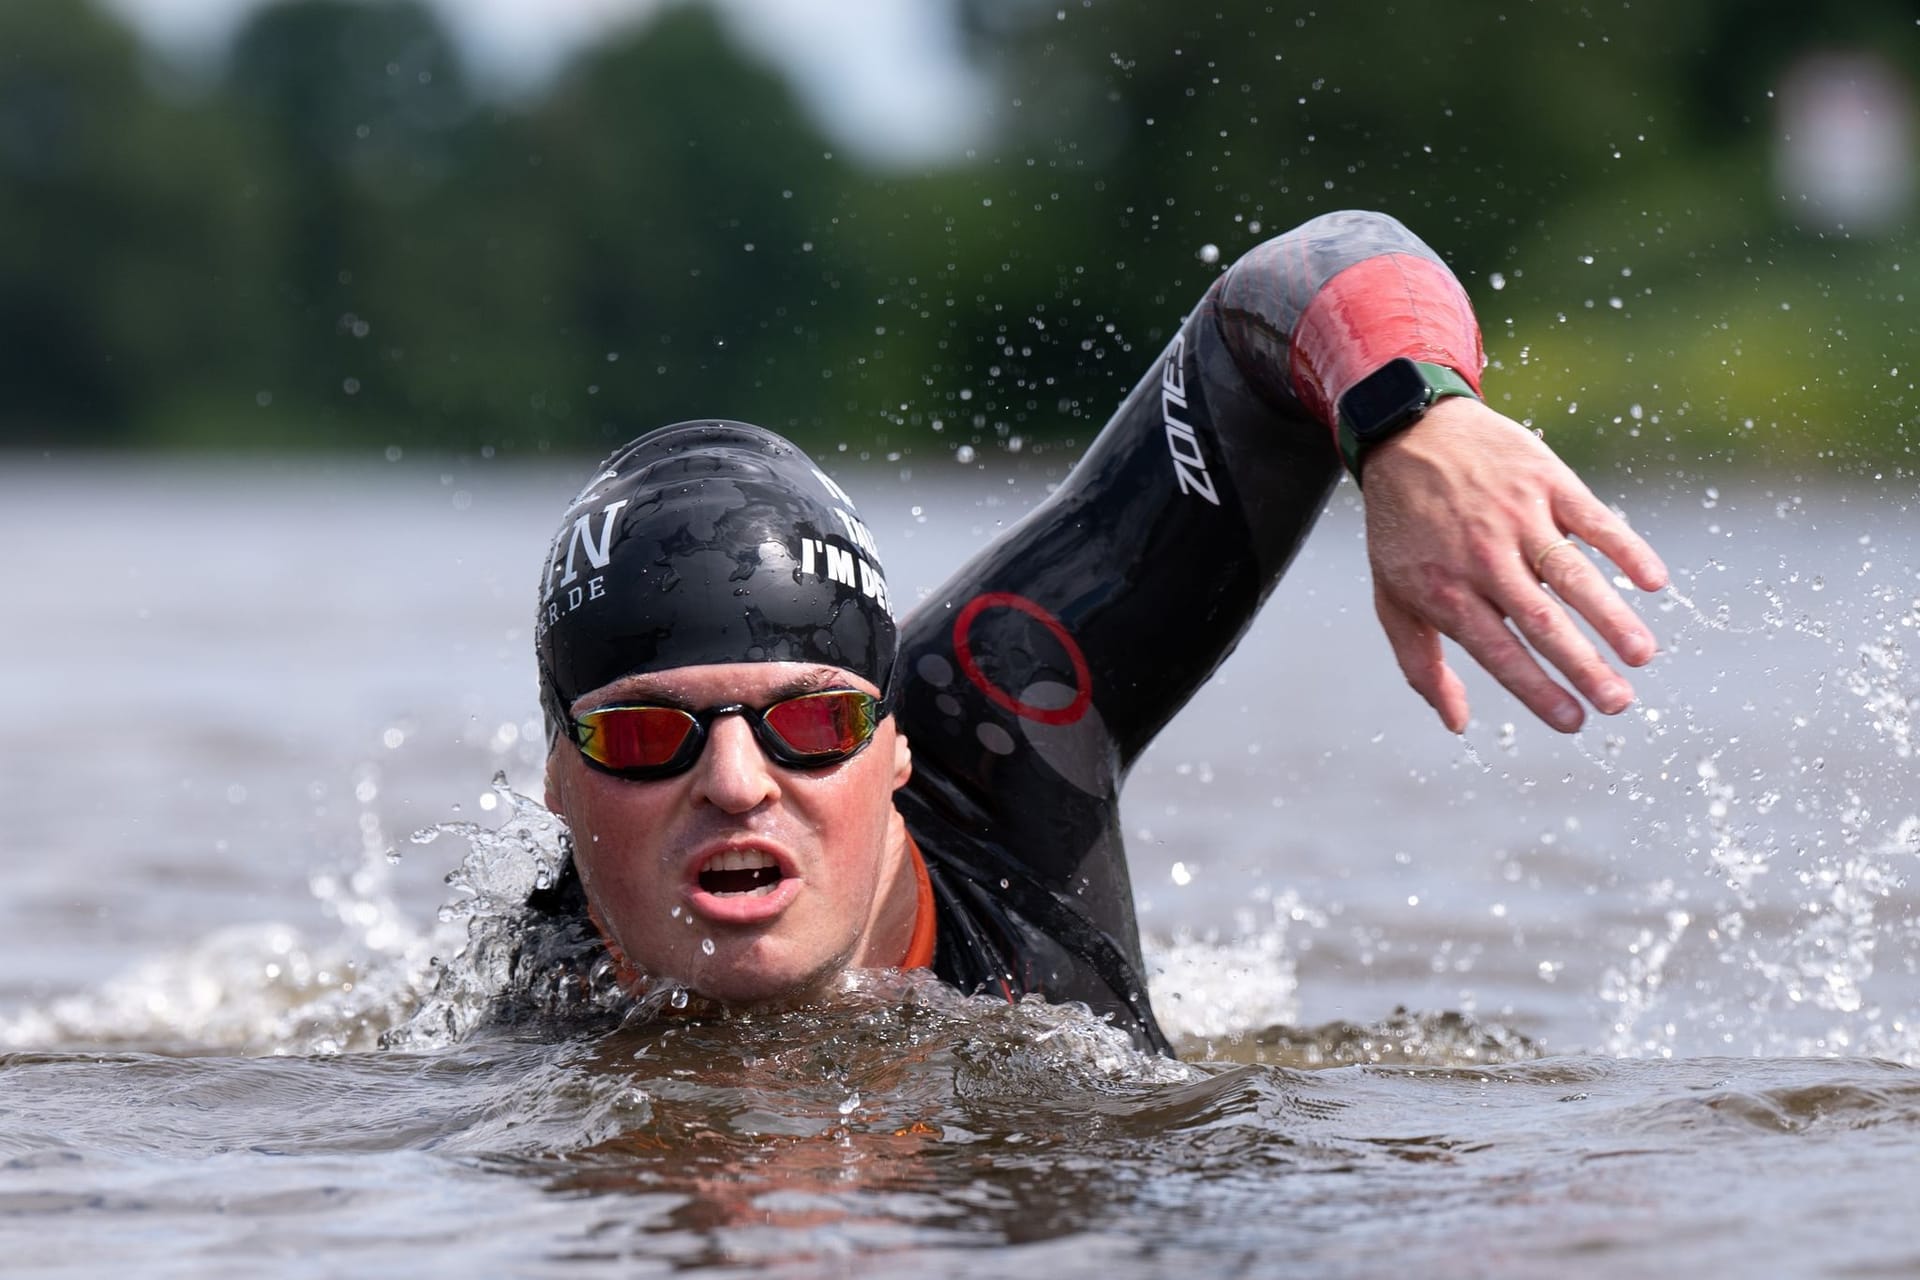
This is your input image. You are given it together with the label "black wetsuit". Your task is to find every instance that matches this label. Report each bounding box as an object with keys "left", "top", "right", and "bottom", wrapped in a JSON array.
[
  {"left": 526, "top": 210, "right": 1477, "bottom": 1056},
  {"left": 897, "top": 210, "right": 1471, "bottom": 1054}
]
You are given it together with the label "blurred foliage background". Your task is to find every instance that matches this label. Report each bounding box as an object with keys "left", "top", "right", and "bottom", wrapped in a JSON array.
[{"left": 3, "top": 0, "right": 1916, "bottom": 469}]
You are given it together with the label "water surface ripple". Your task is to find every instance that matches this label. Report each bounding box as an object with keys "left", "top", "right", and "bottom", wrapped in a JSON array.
[
  {"left": 3, "top": 460, "right": 1917, "bottom": 1276},
  {"left": 4, "top": 1020, "right": 1917, "bottom": 1277}
]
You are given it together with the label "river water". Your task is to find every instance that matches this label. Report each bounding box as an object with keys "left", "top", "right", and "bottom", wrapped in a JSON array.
[{"left": 2, "top": 452, "right": 1916, "bottom": 1276}]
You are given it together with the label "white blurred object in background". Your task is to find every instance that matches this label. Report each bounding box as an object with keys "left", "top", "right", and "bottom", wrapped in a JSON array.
[{"left": 1774, "top": 50, "right": 1915, "bottom": 234}]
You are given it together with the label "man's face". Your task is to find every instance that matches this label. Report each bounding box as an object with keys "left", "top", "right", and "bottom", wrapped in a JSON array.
[{"left": 545, "top": 661, "right": 913, "bottom": 1003}]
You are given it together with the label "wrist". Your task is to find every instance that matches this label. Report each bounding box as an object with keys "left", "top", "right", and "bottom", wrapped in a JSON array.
[{"left": 1335, "top": 357, "right": 1480, "bottom": 483}]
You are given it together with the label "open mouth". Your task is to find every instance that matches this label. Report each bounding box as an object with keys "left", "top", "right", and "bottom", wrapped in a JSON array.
[{"left": 697, "top": 848, "right": 786, "bottom": 898}]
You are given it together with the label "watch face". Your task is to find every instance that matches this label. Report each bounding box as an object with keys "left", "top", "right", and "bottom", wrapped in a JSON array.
[{"left": 1340, "top": 357, "right": 1431, "bottom": 441}]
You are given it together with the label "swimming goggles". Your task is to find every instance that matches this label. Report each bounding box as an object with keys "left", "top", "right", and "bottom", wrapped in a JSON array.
[{"left": 567, "top": 687, "right": 892, "bottom": 781}]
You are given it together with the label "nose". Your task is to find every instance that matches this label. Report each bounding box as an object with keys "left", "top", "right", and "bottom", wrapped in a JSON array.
[{"left": 687, "top": 712, "right": 780, "bottom": 813}]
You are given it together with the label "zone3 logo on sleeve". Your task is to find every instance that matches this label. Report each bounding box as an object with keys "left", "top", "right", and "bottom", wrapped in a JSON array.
[{"left": 1160, "top": 332, "right": 1220, "bottom": 506}]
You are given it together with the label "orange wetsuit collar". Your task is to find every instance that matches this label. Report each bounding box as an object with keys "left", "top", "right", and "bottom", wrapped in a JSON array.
[{"left": 900, "top": 835, "right": 937, "bottom": 970}]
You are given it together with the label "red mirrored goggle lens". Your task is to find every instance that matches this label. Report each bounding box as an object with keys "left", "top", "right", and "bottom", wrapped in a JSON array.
[
  {"left": 574, "top": 705, "right": 699, "bottom": 771},
  {"left": 760, "top": 690, "right": 881, "bottom": 759},
  {"left": 572, "top": 689, "right": 883, "bottom": 777}
]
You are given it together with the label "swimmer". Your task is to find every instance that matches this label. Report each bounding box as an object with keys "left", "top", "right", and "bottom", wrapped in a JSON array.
[{"left": 529, "top": 209, "right": 1669, "bottom": 1053}]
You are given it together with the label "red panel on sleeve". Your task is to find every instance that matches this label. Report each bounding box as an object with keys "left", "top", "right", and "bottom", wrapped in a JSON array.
[{"left": 1287, "top": 253, "right": 1485, "bottom": 437}]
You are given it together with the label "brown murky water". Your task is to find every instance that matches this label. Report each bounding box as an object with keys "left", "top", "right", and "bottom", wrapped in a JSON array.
[{"left": 2, "top": 456, "right": 1915, "bottom": 1276}]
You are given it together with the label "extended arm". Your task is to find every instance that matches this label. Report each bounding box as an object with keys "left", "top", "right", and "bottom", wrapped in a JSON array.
[
  {"left": 1213, "top": 210, "right": 1668, "bottom": 733},
  {"left": 894, "top": 209, "right": 1663, "bottom": 1046}
]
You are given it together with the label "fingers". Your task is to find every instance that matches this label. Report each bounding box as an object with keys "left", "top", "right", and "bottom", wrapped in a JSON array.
[
  {"left": 1497, "top": 557, "right": 1633, "bottom": 718},
  {"left": 1534, "top": 536, "right": 1658, "bottom": 669},
  {"left": 1375, "top": 586, "right": 1471, "bottom": 733},
  {"left": 1401, "top": 540, "right": 1654, "bottom": 735},
  {"left": 1431, "top": 584, "right": 1589, "bottom": 732},
  {"left": 1554, "top": 487, "right": 1669, "bottom": 593},
  {"left": 1360, "top": 418, "right": 1669, "bottom": 735}
]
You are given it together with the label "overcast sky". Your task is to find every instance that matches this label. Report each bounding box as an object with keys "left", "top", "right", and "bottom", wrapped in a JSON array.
[{"left": 102, "top": 0, "right": 990, "bottom": 163}]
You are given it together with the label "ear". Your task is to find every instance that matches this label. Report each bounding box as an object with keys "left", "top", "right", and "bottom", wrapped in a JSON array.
[{"left": 890, "top": 726, "right": 913, "bottom": 790}]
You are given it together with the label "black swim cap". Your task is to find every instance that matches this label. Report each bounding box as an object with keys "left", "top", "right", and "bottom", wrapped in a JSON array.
[{"left": 535, "top": 421, "right": 897, "bottom": 731}]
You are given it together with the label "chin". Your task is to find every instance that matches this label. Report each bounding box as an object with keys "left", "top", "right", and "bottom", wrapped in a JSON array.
[{"left": 668, "top": 941, "right": 849, "bottom": 1007}]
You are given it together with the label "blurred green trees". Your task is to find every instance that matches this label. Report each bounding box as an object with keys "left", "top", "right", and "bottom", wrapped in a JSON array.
[{"left": 2, "top": 0, "right": 1915, "bottom": 469}]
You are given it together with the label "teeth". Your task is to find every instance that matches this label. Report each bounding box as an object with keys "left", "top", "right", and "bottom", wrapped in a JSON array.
[{"left": 704, "top": 848, "right": 777, "bottom": 873}]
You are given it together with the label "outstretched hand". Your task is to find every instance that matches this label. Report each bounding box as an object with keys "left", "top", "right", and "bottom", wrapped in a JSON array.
[{"left": 1359, "top": 398, "right": 1669, "bottom": 734}]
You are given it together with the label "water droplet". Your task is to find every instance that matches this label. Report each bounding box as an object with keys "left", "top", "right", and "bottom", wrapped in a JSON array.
[{"left": 701, "top": 938, "right": 716, "bottom": 956}]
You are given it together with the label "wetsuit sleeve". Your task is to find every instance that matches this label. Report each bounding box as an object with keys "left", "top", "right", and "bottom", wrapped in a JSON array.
[
  {"left": 905, "top": 208, "right": 1483, "bottom": 772},
  {"left": 1212, "top": 210, "right": 1485, "bottom": 447},
  {"left": 894, "top": 210, "right": 1484, "bottom": 1048}
]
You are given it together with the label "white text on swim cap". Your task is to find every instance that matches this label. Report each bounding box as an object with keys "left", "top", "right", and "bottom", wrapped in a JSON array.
[
  {"left": 549, "top": 498, "right": 628, "bottom": 590},
  {"left": 811, "top": 467, "right": 855, "bottom": 508},
  {"left": 543, "top": 497, "right": 628, "bottom": 621},
  {"left": 828, "top": 506, "right": 882, "bottom": 561},
  {"left": 797, "top": 536, "right": 891, "bottom": 612}
]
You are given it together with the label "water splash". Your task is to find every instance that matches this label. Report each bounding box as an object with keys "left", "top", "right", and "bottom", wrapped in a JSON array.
[
  {"left": 1846, "top": 635, "right": 1916, "bottom": 759},
  {"left": 1595, "top": 538, "right": 1920, "bottom": 1065},
  {"left": 0, "top": 766, "right": 453, "bottom": 1054},
  {"left": 1145, "top": 889, "right": 1320, "bottom": 1046},
  {"left": 382, "top": 773, "right": 618, "bottom": 1048},
  {"left": 1600, "top": 902, "right": 1695, "bottom": 1058},
  {"left": 0, "top": 773, "right": 593, "bottom": 1056}
]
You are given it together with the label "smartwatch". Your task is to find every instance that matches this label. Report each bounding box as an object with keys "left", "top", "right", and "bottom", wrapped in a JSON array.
[{"left": 1335, "top": 357, "right": 1480, "bottom": 481}]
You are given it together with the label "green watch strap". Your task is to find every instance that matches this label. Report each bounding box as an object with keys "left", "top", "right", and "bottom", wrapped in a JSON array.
[{"left": 1337, "top": 360, "right": 1480, "bottom": 483}]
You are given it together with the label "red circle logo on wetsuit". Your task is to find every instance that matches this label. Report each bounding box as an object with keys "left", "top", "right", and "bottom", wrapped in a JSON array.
[{"left": 951, "top": 592, "right": 1092, "bottom": 726}]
